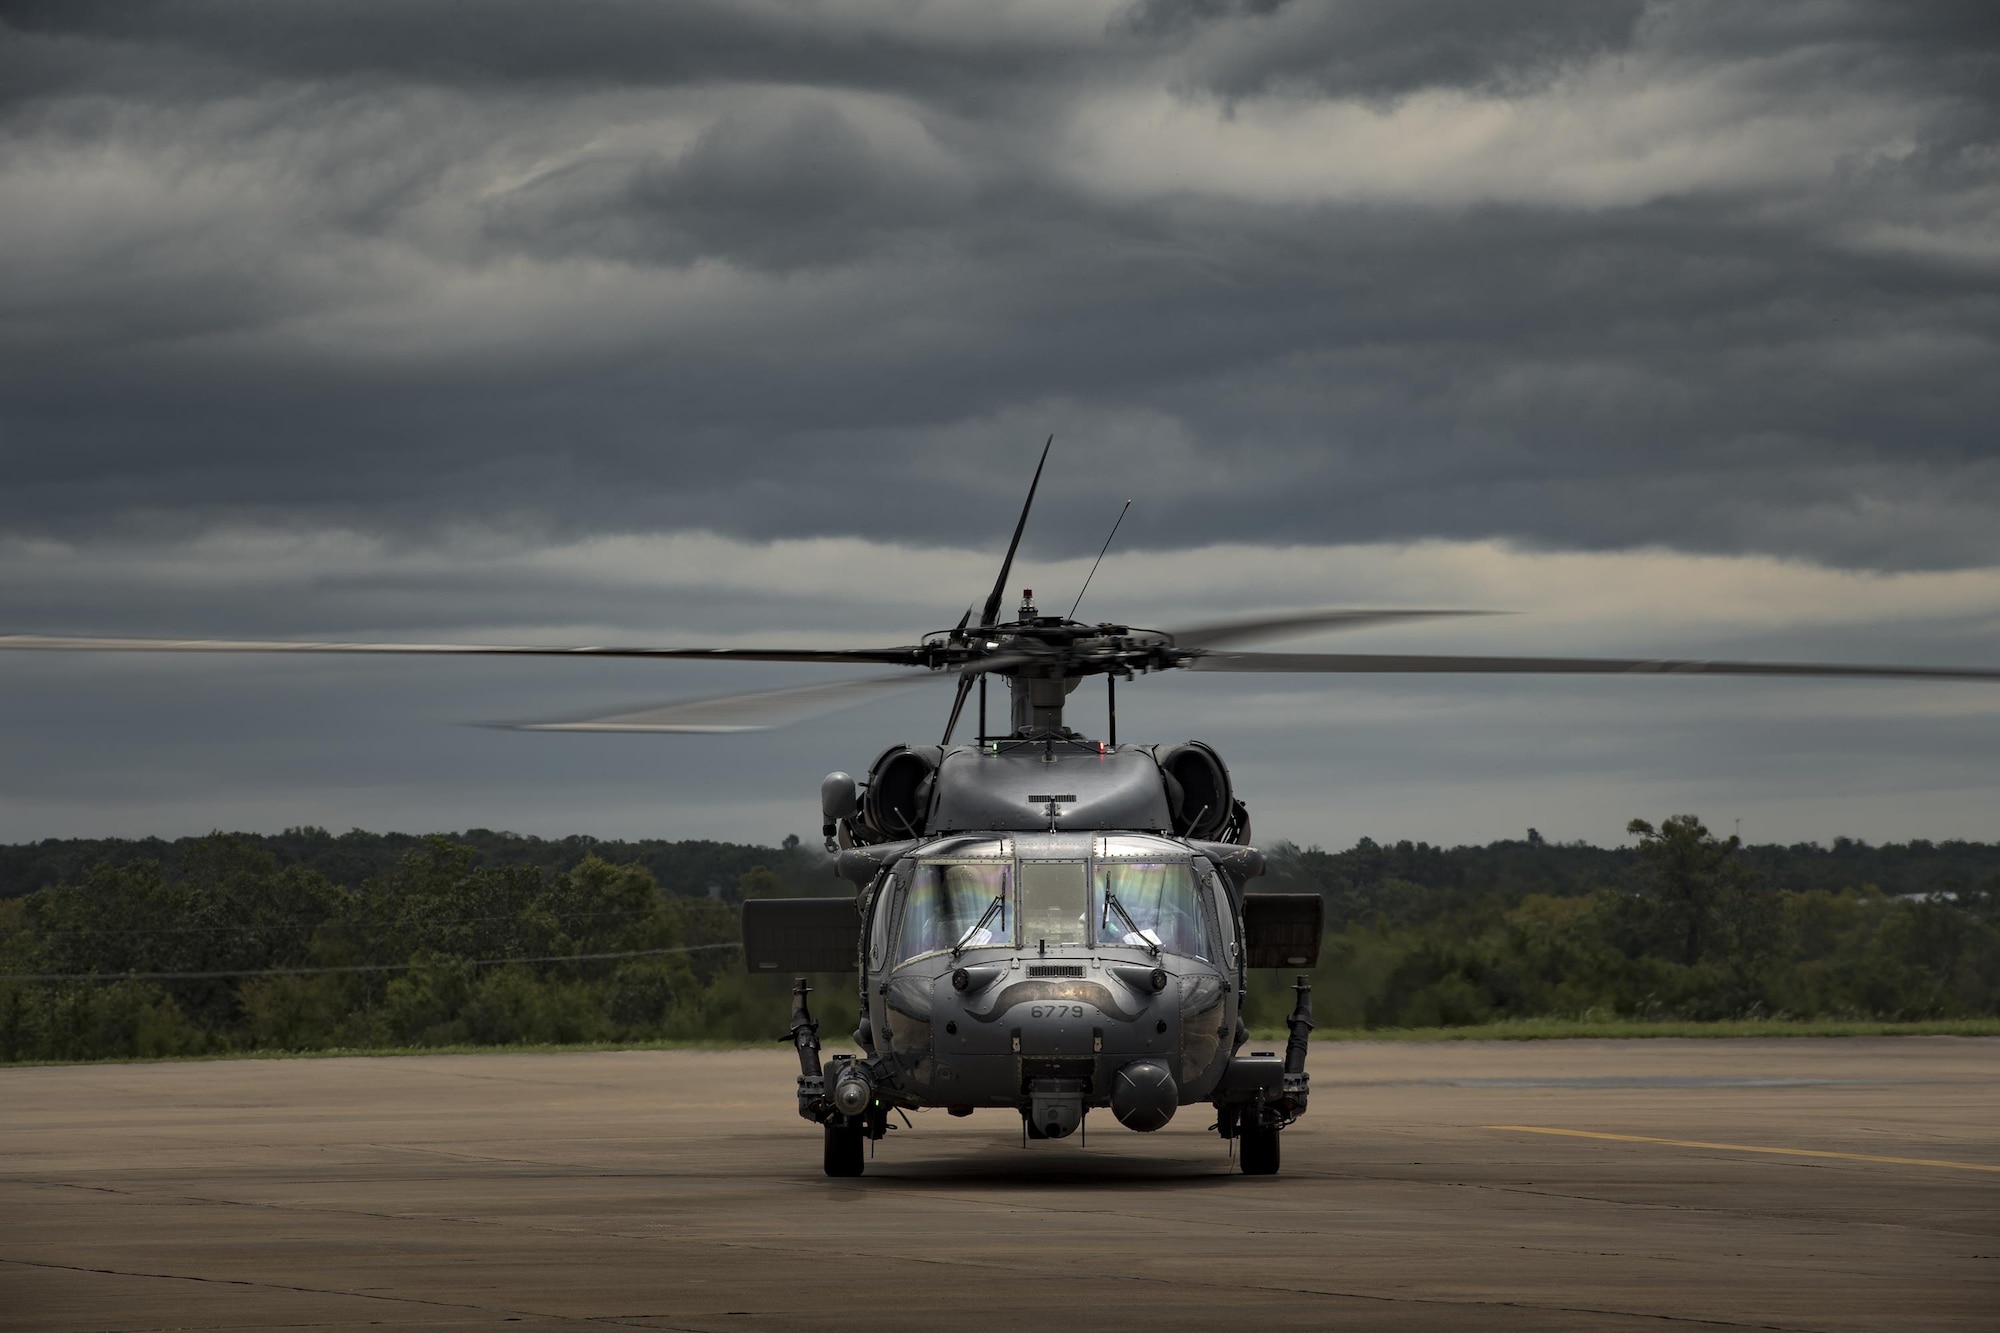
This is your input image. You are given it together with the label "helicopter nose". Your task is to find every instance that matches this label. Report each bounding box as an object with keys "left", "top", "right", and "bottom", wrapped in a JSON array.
[{"left": 1011, "top": 996, "right": 1100, "bottom": 1060}]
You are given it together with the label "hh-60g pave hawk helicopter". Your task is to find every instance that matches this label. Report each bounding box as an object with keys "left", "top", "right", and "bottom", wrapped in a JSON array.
[{"left": 8, "top": 440, "right": 2000, "bottom": 1177}]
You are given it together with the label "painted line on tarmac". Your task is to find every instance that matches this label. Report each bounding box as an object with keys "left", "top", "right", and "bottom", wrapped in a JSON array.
[{"left": 1485, "top": 1125, "right": 2000, "bottom": 1175}]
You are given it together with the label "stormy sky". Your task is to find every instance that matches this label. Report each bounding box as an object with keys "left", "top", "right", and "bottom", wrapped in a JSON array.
[{"left": 2, "top": 0, "right": 1998, "bottom": 849}]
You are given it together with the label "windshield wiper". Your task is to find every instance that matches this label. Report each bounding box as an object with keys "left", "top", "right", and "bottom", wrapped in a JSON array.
[
  {"left": 1102, "top": 890, "right": 1159, "bottom": 957},
  {"left": 953, "top": 894, "right": 1007, "bottom": 958}
]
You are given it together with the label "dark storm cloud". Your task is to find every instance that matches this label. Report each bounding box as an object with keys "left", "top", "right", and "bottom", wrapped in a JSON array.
[
  {"left": 2, "top": 0, "right": 1998, "bottom": 569},
  {"left": 482, "top": 99, "right": 982, "bottom": 271},
  {"left": 0, "top": 0, "right": 1104, "bottom": 104},
  {"left": 1129, "top": 0, "right": 1648, "bottom": 100}
]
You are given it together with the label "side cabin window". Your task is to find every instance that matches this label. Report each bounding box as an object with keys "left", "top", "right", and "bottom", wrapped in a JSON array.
[
  {"left": 1096, "top": 861, "right": 1211, "bottom": 959},
  {"left": 898, "top": 861, "right": 1011, "bottom": 962}
]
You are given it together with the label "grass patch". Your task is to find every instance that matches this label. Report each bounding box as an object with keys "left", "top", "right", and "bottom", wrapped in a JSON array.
[{"left": 1252, "top": 1017, "right": 2000, "bottom": 1042}]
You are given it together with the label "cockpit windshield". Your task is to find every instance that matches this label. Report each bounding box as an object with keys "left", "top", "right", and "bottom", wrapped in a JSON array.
[
  {"left": 894, "top": 844, "right": 1215, "bottom": 963},
  {"left": 1096, "top": 862, "right": 1209, "bottom": 958},
  {"left": 1018, "top": 860, "right": 1090, "bottom": 949},
  {"left": 899, "top": 861, "right": 1011, "bottom": 961}
]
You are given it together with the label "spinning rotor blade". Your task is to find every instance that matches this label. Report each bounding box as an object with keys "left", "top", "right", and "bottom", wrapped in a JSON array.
[
  {"left": 0, "top": 634, "right": 926, "bottom": 665},
  {"left": 503, "top": 673, "right": 936, "bottom": 733},
  {"left": 1161, "top": 608, "right": 1498, "bottom": 651},
  {"left": 978, "top": 435, "right": 1052, "bottom": 629},
  {"left": 1185, "top": 651, "right": 2000, "bottom": 682},
  {"left": 958, "top": 651, "right": 1038, "bottom": 679}
]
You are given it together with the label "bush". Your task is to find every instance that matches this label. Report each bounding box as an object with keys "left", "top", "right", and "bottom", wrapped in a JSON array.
[{"left": 0, "top": 980, "right": 205, "bottom": 1062}]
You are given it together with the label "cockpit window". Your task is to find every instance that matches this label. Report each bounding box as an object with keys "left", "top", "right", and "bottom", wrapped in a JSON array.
[
  {"left": 1096, "top": 862, "right": 1210, "bottom": 959},
  {"left": 898, "top": 861, "right": 1011, "bottom": 961},
  {"left": 1018, "top": 860, "right": 1090, "bottom": 949}
]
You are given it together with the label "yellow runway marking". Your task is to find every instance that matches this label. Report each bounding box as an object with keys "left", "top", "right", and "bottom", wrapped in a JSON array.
[{"left": 1485, "top": 1125, "right": 2000, "bottom": 1175}]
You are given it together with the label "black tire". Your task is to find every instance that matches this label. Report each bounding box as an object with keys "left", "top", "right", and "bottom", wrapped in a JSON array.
[
  {"left": 823, "top": 1121, "right": 865, "bottom": 1177},
  {"left": 1239, "top": 1124, "right": 1280, "bottom": 1176}
]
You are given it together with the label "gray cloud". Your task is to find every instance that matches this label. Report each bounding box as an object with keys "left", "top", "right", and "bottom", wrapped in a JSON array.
[
  {"left": 483, "top": 98, "right": 984, "bottom": 271},
  {"left": 0, "top": 3, "right": 1992, "bottom": 556},
  {"left": 0, "top": 0, "right": 1112, "bottom": 106},
  {"left": 2, "top": 0, "right": 1994, "bottom": 567},
  {"left": 1134, "top": 0, "right": 1647, "bottom": 100},
  {"left": 3, "top": 1, "right": 2000, "bottom": 842}
]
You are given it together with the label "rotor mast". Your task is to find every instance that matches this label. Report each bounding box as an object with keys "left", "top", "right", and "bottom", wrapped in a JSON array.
[
  {"left": 1009, "top": 673, "right": 1077, "bottom": 736},
  {"left": 1004, "top": 589, "right": 1080, "bottom": 738}
]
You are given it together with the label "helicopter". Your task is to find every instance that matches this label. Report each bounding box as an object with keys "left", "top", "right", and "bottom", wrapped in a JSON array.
[{"left": 7, "top": 439, "right": 2000, "bottom": 1177}]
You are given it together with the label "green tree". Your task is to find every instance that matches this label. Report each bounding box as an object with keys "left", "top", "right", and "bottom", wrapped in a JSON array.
[
  {"left": 737, "top": 865, "right": 787, "bottom": 901},
  {"left": 1626, "top": 815, "right": 1767, "bottom": 968},
  {"left": 24, "top": 835, "right": 345, "bottom": 1029}
]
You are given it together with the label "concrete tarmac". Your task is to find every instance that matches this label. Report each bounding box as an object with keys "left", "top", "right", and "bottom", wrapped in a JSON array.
[{"left": 3, "top": 1038, "right": 1996, "bottom": 1331}]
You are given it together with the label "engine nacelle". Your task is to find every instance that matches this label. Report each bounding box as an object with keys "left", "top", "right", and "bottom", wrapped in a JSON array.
[
  {"left": 1153, "top": 740, "right": 1238, "bottom": 842},
  {"left": 841, "top": 737, "right": 1250, "bottom": 845},
  {"left": 860, "top": 744, "right": 941, "bottom": 842}
]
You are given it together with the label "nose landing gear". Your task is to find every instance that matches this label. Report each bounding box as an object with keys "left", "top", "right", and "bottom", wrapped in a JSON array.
[
  {"left": 1238, "top": 1121, "right": 1280, "bottom": 1175},
  {"left": 1217, "top": 973, "right": 1313, "bottom": 1177},
  {"left": 792, "top": 977, "right": 889, "bottom": 1177}
]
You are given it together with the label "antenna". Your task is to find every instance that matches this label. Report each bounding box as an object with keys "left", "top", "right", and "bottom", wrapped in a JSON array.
[{"left": 1068, "top": 499, "right": 1131, "bottom": 620}]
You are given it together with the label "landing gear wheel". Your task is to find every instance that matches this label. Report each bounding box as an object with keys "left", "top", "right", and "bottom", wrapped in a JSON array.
[
  {"left": 1239, "top": 1123, "right": 1280, "bottom": 1176},
  {"left": 823, "top": 1121, "right": 865, "bottom": 1177}
]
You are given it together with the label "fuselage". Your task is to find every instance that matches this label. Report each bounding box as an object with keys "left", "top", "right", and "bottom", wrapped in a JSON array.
[{"left": 855, "top": 830, "right": 1246, "bottom": 1135}]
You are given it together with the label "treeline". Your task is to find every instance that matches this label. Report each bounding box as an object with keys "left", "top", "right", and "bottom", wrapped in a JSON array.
[
  {"left": 0, "top": 826, "right": 839, "bottom": 901},
  {"left": 10, "top": 823, "right": 2000, "bottom": 906},
  {"left": 2, "top": 820, "right": 1998, "bottom": 1063},
  {"left": 1255, "top": 830, "right": 2000, "bottom": 928},
  {"left": 0, "top": 835, "right": 854, "bottom": 1063},
  {"left": 1242, "top": 818, "right": 2000, "bottom": 1031}
]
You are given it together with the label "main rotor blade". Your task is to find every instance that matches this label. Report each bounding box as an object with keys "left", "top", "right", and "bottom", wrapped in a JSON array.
[
  {"left": 0, "top": 634, "right": 926, "bottom": 665},
  {"left": 502, "top": 673, "right": 936, "bottom": 733},
  {"left": 1184, "top": 651, "right": 2000, "bottom": 682},
  {"left": 978, "top": 435, "right": 1052, "bottom": 629},
  {"left": 1162, "top": 609, "right": 1498, "bottom": 651},
  {"left": 940, "top": 672, "right": 977, "bottom": 744}
]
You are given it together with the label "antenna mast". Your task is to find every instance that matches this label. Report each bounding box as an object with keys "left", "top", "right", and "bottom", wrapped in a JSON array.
[{"left": 1069, "top": 500, "right": 1132, "bottom": 620}]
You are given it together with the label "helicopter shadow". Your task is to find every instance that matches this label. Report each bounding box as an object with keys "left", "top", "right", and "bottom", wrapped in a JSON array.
[{"left": 856, "top": 1146, "right": 1243, "bottom": 1191}]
